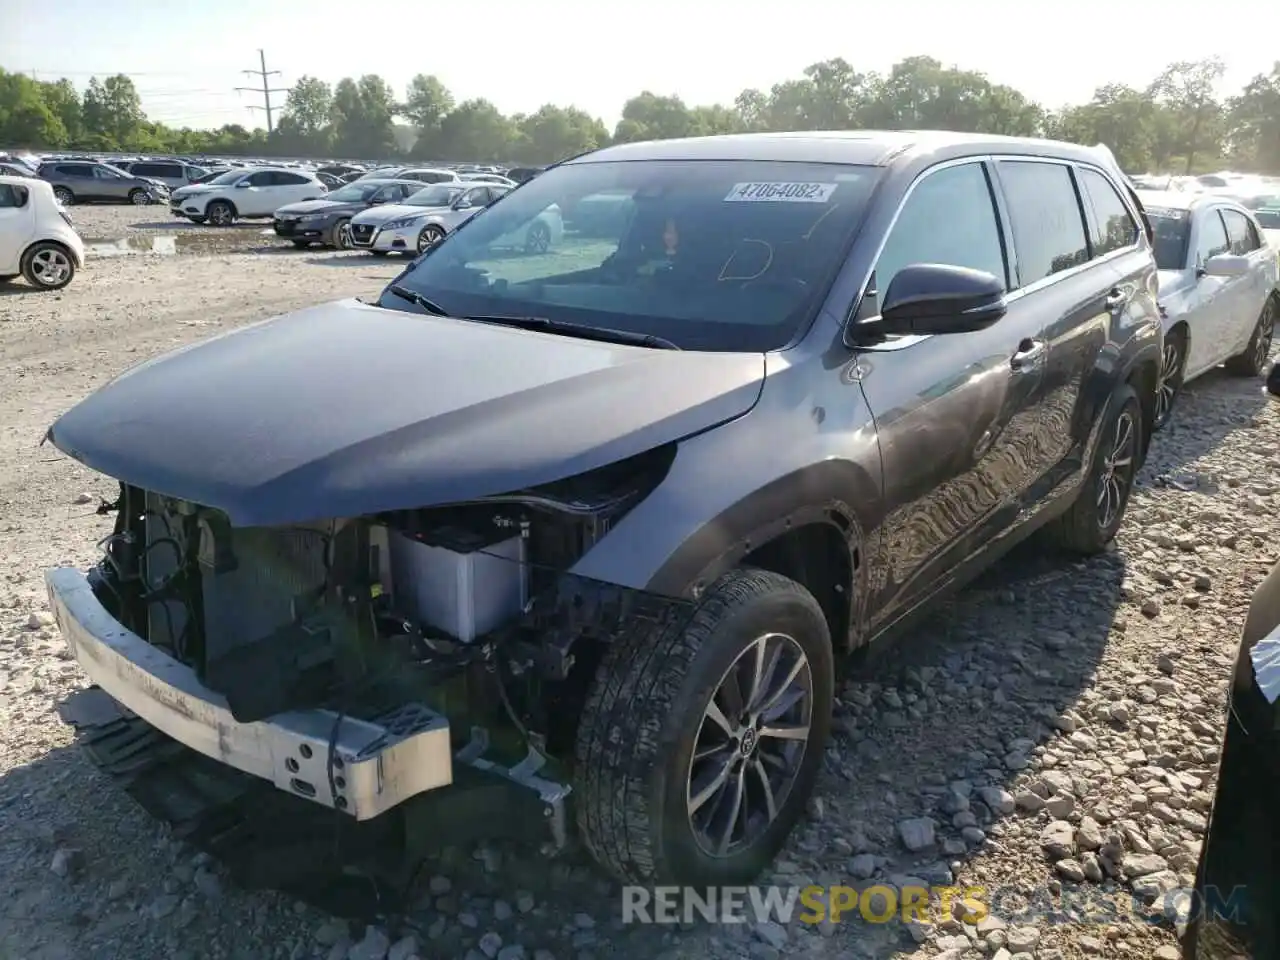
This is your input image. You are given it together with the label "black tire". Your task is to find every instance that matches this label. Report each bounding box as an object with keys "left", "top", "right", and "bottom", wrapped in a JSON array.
[
  {"left": 52, "top": 186, "right": 74, "bottom": 206},
  {"left": 128, "top": 188, "right": 149, "bottom": 206},
  {"left": 1042, "top": 381, "right": 1142, "bottom": 554},
  {"left": 330, "top": 218, "right": 352, "bottom": 250},
  {"left": 574, "top": 567, "right": 834, "bottom": 886},
  {"left": 291, "top": 240, "right": 312, "bottom": 249},
  {"left": 206, "top": 201, "right": 235, "bottom": 227},
  {"left": 1225, "top": 297, "right": 1276, "bottom": 377},
  {"left": 20, "top": 242, "right": 76, "bottom": 291},
  {"left": 417, "top": 224, "right": 446, "bottom": 253},
  {"left": 1153, "top": 325, "right": 1187, "bottom": 430},
  {"left": 524, "top": 219, "right": 551, "bottom": 254}
]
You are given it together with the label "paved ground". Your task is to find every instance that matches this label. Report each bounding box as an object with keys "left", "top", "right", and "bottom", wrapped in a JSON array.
[{"left": 2, "top": 203, "right": 1278, "bottom": 960}]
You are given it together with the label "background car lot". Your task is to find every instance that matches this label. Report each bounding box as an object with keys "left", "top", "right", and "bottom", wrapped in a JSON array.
[{"left": 1, "top": 201, "right": 1277, "bottom": 959}]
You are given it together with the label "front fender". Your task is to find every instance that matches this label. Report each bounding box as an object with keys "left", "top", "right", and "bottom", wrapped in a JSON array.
[{"left": 569, "top": 359, "right": 884, "bottom": 602}]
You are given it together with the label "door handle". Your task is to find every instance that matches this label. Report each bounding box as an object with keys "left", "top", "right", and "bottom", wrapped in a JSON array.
[
  {"left": 1105, "top": 288, "right": 1127, "bottom": 311},
  {"left": 1011, "top": 338, "right": 1046, "bottom": 370}
]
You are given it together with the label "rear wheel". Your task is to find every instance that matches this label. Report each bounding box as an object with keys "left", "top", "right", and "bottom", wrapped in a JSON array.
[
  {"left": 1153, "top": 326, "right": 1187, "bottom": 429},
  {"left": 574, "top": 568, "right": 833, "bottom": 885},
  {"left": 1043, "top": 381, "right": 1142, "bottom": 554},
  {"left": 20, "top": 242, "right": 76, "bottom": 291},
  {"left": 1225, "top": 297, "right": 1276, "bottom": 377},
  {"left": 206, "top": 201, "right": 235, "bottom": 227},
  {"left": 52, "top": 186, "right": 74, "bottom": 206}
]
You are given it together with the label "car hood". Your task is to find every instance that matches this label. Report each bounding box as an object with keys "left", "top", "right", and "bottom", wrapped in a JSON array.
[
  {"left": 352, "top": 202, "right": 448, "bottom": 226},
  {"left": 276, "top": 198, "right": 357, "bottom": 216},
  {"left": 172, "top": 184, "right": 214, "bottom": 200},
  {"left": 46, "top": 299, "right": 765, "bottom": 526}
]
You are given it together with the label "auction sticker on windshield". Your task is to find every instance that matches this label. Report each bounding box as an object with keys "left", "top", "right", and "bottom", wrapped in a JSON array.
[{"left": 724, "top": 182, "right": 838, "bottom": 202}]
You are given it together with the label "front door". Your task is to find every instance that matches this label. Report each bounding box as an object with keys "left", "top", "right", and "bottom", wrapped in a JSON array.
[{"left": 857, "top": 159, "right": 1057, "bottom": 628}]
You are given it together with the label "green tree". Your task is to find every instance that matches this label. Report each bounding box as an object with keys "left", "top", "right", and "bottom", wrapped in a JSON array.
[
  {"left": 403, "top": 73, "right": 455, "bottom": 158},
  {"left": 1147, "top": 58, "right": 1227, "bottom": 174},
  {"left": 436, "top": 99, "right": 516, "bottom": 162},
  {"left": 275, "top": 76, "right": 333, "bottom": 155},
  {"left": 1226, "top": 63, "right": 1280, "bottom": 172},
  {"left": 516, "top": 104, "right": 608, "bottom": 164},
  {"left": 329, "top": 75, "right": 397, "bottom": 158}
]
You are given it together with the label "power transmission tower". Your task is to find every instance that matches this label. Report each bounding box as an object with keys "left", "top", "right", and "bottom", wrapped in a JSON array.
[{"left": 235, "top": 50, "right": 289, "bottom": 133}]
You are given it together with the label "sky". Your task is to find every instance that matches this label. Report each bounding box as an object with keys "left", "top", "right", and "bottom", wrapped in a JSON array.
[{"left": 2, "top": 0, "right": 1276, "bottom": 132}]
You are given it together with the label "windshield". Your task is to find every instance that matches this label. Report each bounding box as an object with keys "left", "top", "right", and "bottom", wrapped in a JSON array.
[
  {"left": 407, "top": 185, "right": 465, "bottom": 207},
  {"left": 381, "top": 159, "right": 880, "bottom": 351},
  {"left": 102, "top": 163, "right": 132, "bottom": 178},
  {"left": 1144, "top": 207, "right": 1191, "bottom": 270},
  {"left": 324, "top": 183, "right": 382, "bottom": 203}
]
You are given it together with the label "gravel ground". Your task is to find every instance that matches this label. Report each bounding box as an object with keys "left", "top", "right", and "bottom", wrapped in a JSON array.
[{"left": 2, "top": 203, "right": 1277, "bottom": 960}]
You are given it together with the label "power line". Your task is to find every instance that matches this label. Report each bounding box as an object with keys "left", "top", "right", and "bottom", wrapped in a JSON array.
[{"left": 234, "top": 50, "right": 289, "bottom": 135}]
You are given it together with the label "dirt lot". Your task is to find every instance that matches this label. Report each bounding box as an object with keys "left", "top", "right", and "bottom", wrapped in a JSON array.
[{"left": 2, "top": 202, "right": 1278, "bottom": 960}]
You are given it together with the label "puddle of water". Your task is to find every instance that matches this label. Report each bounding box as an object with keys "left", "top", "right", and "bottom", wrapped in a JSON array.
[{"left": 84, "top": 235, "right": 178, "bottom": 257}]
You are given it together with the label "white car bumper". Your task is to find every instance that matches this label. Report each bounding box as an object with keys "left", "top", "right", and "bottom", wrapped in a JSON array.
[
  {"left": 46, "top": 566, "right": 454, "bottom": 820},
  {"left": 351, "top": 222, "right": 422, "bottom": 253}
]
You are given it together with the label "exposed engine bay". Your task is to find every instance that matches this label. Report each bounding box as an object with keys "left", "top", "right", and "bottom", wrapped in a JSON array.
[{"left": 88, "top": 444, "right": 682, "bottom": 754}]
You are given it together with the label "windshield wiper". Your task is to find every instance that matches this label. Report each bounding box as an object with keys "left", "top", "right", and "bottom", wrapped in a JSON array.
[
  {"left": 464, "top": 314, "right": 681, "bottom": 350},
  {"left": 387, "top": 285, "right": 449, "bottom": 315}
]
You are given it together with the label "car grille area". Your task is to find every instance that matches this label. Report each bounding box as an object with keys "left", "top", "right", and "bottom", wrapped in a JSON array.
[
  {"left": 142, "top": 493, "right": 339, "bottom": 720},
  {"left": 350, "top": 223, "right": 375, "bottom": 245}
]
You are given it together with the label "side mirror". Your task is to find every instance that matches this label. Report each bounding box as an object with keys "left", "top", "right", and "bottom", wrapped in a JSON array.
[
  {"left": 1202, "top": 253, "right": 1250, "bottom": 278},
  {"left": 852, "top": 263, "right": 1007, "bottom": 339},
  {"left": 235, "top": 180, "right": 252, "bottom": 189},
  {"left": 1267, "top": 361, "right": 1280, "bottom": 400},
  {"left": 453, "top": 199, "right": 472, "bottom": 210}
]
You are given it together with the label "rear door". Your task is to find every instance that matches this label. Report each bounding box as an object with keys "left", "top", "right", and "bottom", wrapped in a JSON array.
[
  {"left": 275, "top": 171, "right": 321, "bottom": 204},
  {"left": 0, "top": 183, "right": 32, "bottom": 271},
  {"left": 989, "top": 158, "right": 1141, "bottom": 506},
  {"left": 858, "top": 159, "right": 1060, "bottom": 625},
  {"left": 56, "top": 163, "right": 97, "bottom": 199}
]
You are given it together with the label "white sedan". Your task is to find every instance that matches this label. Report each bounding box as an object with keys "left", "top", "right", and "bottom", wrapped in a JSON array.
[
  {"left": 0, "top": 174, "right": 85, "bottom": 291},
  {"left": 1139, "top": 190, "right": 1279, "bottom": 427},
  {"left": 349, "top": 182, "right": 563, "bottom": 257}
]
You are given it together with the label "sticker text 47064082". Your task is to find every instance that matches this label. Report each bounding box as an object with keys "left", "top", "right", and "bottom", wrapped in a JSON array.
[{"left": 724, "top": 182, "right": 838, "bottom": 203}]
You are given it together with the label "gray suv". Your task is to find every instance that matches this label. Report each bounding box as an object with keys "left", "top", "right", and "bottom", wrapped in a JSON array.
[
  {"left": 37, "top": 161, "right": 167, "bottom": 206},
  {"left": 43, "top": 130, "right": 1163, "bottom": 892},
  {"left": 121, "top": 160, "right": 209, "bottom": 190}
]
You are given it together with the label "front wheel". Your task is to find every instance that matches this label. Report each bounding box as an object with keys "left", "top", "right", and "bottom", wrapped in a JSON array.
[
  {"left": 1153, "top": 327, "right": 1186, "bottom": 430},
  {"left": 574, "top": 568, "right": 834, "bottom": 886},
  {"left": 21, "top": 242, "right": 76, "bottom": 291},
  {"left": 330, "top": 218, "right": 352, "bottom": 250},
  {"left": 524, "top": 219, "right": 551, "bottom": 254},
  {"left": 417, "top": 224, "right": 446, "bottom": 253},
  {"left": 1042, "top": 380, "right": 1143, "bottom": 554},
  {"left": 52, "top": 186, "right": 74, "bottom": 206},
  {"left": 1225, "top": 298, "right": 1276, "bottom": 377},
  {"left": 128, "top": 189, "right": 149, "bottom": 206},
  {"left": 205, "top": 201, "right": 235, "bottom": 227}
]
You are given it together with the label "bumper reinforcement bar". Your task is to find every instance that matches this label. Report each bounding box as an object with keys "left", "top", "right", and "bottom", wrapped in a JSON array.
[{"left": 45, "top": 566, "right": 454, "bottom": 821}]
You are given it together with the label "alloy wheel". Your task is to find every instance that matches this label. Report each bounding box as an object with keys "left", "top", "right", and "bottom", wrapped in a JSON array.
[
  {"left": 336, "top": 221, "right": 353, "bottom": 249},
  {"left": 208, "top": 204, "right": 232, "bottom": 226},
  {"left": 525, "top": 221, "right": 551, "bottom": 254},
  {"left": 1255, "top": 302, "right": 1275, "bottom": 370},
  {"left": 30, "top": 248, "right": 71, "bottom": 287},
  {"left": 686, "top": 632, "right": 813, "bottom": 858},
  {"left": 418, "top": 225, "right": 444, "bottom": 254},
  {"left": 130, "top": 190, "right": 149, "bottom": 205},
  {"left": 1096, "top": 410, "right": 1136, "bottom": 531},
  {"left": 1154, "top": 338, "right": 1184, "bottom": 428}
]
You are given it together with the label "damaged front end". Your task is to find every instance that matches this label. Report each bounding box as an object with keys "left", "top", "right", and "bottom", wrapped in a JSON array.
[{"left": 48, "top": 444, "right": 693, "bottom": 888}]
